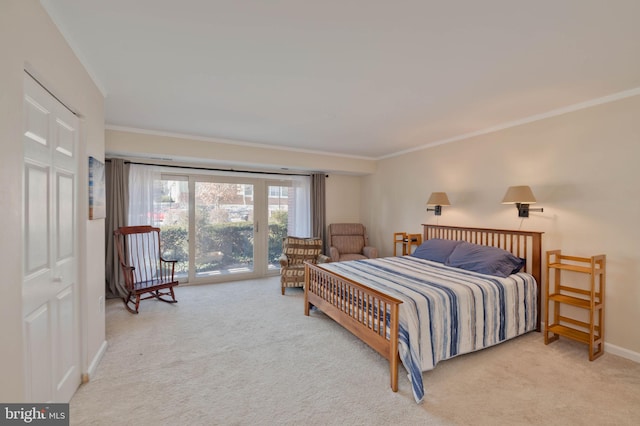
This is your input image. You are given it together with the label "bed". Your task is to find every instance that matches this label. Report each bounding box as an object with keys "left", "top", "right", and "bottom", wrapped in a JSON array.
[{"left": 304, "top": 224, "right": 543, "bottom": 403}]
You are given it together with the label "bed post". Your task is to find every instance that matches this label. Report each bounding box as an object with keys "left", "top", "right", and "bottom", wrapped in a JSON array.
[
  {"left": 389, "top": 304, "right": 399, "bottom": 392},
  {"left": 304, "top": 262, "right": 311, "bottom": 316},
  {"left": 531, "top": 233, "right": 542, "bottom": 332}
]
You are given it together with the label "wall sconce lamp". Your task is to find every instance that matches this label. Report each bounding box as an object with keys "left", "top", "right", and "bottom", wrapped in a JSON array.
[
  {"left": 501, "top": 185, "right": 543, "bottom": 218},
  {"left": 426, "top": 192, "right": 451, "bottom": 216}
]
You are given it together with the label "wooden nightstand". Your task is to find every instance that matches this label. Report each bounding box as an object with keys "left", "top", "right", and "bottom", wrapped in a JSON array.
[{"left": 393, "top": 232, "right": 422, "bottom": 256}]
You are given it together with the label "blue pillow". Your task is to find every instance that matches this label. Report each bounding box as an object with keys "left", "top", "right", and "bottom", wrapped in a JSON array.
[
  {"left": 411, "top": 239, "right": 462, "bottom": 264},
  {"left": 444, "top": 241, "right": 525, "bottom": 278}
]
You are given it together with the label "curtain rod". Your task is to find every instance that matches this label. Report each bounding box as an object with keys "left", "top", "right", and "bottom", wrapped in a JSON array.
[{"left": 105, "top": 158, "right": 327, "bottom": 177}]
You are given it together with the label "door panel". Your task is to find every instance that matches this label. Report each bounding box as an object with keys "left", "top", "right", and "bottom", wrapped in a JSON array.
[
  {"left": 24, "top": 304, "right": 52, "bottom": 403},
  {"left": 25, "top": 163, "right": 50, "bottom": 275},
  {"left": 24, "top": 94, "right": 49, "bottom": 147},
  {"left": 55, "top": 118, "right": 75, "bottom": 158},
  {"left": 55, "top": 286, "right": 76, "bottom": 396},
  {"left": 57, "top": 173, "right": 74, "bottom": 258}
]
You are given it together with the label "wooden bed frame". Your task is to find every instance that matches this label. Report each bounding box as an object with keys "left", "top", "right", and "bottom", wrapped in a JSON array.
[{"left": 304, "top": 224, "right": 543, "bottom": 394}]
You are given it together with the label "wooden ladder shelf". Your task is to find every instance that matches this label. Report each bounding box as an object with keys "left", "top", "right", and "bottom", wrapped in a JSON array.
[{"left": 544, "top": 250, "right": 606, "bottom": 360}]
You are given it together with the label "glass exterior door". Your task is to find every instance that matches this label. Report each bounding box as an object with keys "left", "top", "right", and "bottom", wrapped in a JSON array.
[
  {"left": 194, "top": 181, "right": 254, "bottom": 278},
  {"left": 151, "top": 173, "right": 307, "bottom": 283},
  {"left": 267, "top": 184, "right": 290, "bottom": 271},
  {"left": 155, "top": 177, "right": 189, "bottom": 279}
]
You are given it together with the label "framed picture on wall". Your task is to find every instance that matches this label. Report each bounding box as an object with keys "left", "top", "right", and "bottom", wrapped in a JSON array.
[{"left": 89, "top": 156, "right": 106, "bottom": 219}]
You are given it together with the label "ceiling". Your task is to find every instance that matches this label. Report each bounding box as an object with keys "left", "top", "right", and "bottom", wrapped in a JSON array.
[{"left": 41, "top": 0, "right": 640, "bottom": 159}]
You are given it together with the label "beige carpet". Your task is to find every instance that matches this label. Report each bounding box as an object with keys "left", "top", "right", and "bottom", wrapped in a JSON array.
[{"left": 70, "top": 276, "right": 640, "bottom": 425}]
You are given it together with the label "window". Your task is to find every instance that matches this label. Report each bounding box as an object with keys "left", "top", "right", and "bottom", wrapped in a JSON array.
[
  {"left": 268, "top": 186, "right": 288, "bottom": 198},
  {"left": 237, "top": 184, "right": 253, "bottom": 198},
  {"left": 128, "top": 165, "right": 311, "bottom": 283}
]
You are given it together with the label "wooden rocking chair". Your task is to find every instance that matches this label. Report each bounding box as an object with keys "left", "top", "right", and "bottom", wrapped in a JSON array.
[{"left": 114, "top": 225, "right": 179, "bottom": 314}]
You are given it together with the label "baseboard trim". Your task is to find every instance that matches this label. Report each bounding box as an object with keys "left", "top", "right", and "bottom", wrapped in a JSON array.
[
  {"left": 605, "top": 342, "right": 640, "bottom": 363},
  {"left": 84, "top": 340, "right": 108, "bottom": 383},
  {"left": 541, "top": 322, "right": 640, "bottom": 363}
]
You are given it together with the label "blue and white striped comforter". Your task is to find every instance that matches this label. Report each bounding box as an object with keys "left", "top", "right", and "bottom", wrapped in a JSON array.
[{"left": 319, "top": 256, "right": 537, "bottom": 403}]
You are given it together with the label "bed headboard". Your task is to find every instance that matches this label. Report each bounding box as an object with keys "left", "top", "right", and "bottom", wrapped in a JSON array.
[{"left": 422, "top": 224, "right": 544, "bottom": 331}]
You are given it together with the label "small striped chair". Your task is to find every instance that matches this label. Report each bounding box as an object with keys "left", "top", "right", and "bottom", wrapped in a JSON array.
[{"left": 279, "top": 236, "right": 330, "bottom": 295}]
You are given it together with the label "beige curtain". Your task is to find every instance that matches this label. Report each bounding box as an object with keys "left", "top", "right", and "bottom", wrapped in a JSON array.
[
  {"left": 311, "top": 173, "right": 327, "bottom": 254},
  {"left": 105, "top": 158, "right": 129, "bottom": 298}
]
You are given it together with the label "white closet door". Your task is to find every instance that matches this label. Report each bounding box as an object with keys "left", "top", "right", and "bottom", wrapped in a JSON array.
[{"left": 22, "top": 73, "right": 81, "bottom": 402}]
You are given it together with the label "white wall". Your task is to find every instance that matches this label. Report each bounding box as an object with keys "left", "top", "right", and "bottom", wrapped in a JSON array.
[
  {"left": 364, "top": 94, "right": 640, "bottom": 357},
  {"left": 0, "top": 0, "right": 105, "bottom": 401},
  {"left": 326, "top": 174, "right": 361, "bottom": 225},
  {"left": 106, "top": 128, "right": 376, "bottom": 176}
]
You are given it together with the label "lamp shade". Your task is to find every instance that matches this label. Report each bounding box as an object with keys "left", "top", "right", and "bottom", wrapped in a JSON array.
[
  {"left": 501, "top": 186, "right": 537, "bottom": 204},
  {"left": 427, "top": 192, "right": 451, "bottom": 206}
]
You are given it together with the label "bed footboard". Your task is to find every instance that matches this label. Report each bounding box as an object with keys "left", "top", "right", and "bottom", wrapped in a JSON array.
[{"left": 305, "top": 262, "right": 403, "bottom": 391}]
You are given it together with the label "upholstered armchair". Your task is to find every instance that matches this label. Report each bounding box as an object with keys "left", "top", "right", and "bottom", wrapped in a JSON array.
[
  {"left": 279, "top": 236, "right": 330, "bottom": 295},
  {"left": 327, "top": 223, "right": 378, "bottom": 262}
]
